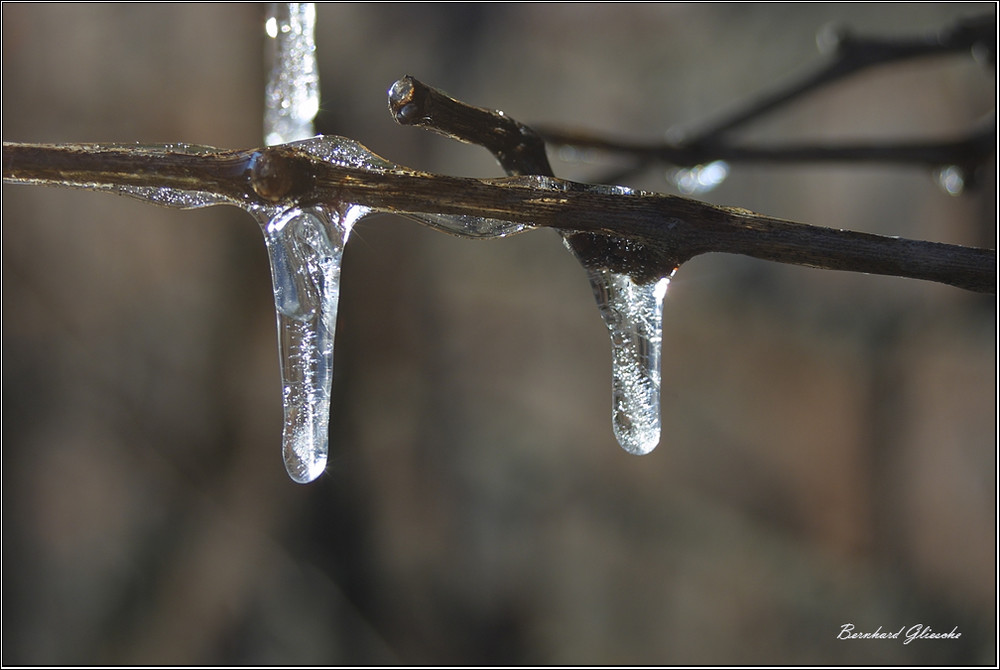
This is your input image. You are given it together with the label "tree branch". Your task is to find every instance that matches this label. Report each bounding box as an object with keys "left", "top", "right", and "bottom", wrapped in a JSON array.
[
  {"left": 534, "top": 120, "right": 995, "bottom": 169},
  {"left": 684, "top": 13, "right": 995, "bottom": 141},
  {"left": 4, "top": 140, "right": 994, "bottom": 292},
  {"left": 534, "top": 13, "right": 995, "bottom": 176}
]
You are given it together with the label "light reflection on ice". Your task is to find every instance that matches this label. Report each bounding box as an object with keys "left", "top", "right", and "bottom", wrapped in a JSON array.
[{"left": 667, "top": 159, "right": 730, "bottom": 195}]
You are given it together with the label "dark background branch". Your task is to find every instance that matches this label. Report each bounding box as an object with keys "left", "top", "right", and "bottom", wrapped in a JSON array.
[
  {"left": 684, "top": 13, "right": 994, "bottom": 141},
  {"left": 535, "top": 13, "right": 995, "bottom": 182}
]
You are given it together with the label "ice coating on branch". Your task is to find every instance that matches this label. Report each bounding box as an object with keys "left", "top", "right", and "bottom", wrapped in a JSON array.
[
  {"left": 251, "top": 203, "right": 371, "bottom": 482},
  {"left": 265, "top": 3, "right": 320, "bottom": 145},
  {"left": 293, "top": 135, "right": 395, "bottom": 170},
  {"left": 117, "top": 185, "right": 231, "bottom": 209},
  {"left": 4, "top": 142, "right": 242, "bottom": 210},
  {"left": 292, "top": 135, "right": 530, "bottom": 238}
]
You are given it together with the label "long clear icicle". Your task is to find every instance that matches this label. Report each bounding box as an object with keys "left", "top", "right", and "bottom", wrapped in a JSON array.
[
  {"left": 252, "top": 203, "right": 370, "bottom": 482},
  {"left": 261, "top": 2, "right": 346, "bottom": 482}
]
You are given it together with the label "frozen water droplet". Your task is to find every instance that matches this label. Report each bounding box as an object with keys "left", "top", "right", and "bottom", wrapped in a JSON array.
[
  {"left": 251, "top": 202, "right": 372, "bottom": 483},
  {"left": 264, "top": 3, "right": 320, "bottom": 146},
  {"left": 587, "top": 268, "right": 670, "bottom": 455},
  {"left": 667, "top": 160, "right": 729, "bottom": 195},
  {"left": 388, "top": 79, "right": 422, "bottom": 124},
  {"left": 935, "top": 165, "right": 965, "bottom": 196}
]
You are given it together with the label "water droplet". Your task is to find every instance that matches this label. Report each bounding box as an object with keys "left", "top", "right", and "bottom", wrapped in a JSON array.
[
  {"left": 667, "top": 160, "right": 729, "bottom": 195},
  {"left": 935, "top": 165, "right": 965, "bottom": 196},
  {"left": 970, "top": 41, "right": 992, "bottom": 67},
  {"left": 664, "top": 127, "right": 687, "bottom": 144},
  {"left": 388, "top": 78, "right": 419, "bottom": 123}
]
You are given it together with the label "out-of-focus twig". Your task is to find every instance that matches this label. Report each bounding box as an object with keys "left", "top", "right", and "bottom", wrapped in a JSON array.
[
  {"left": 534, "top": 118, "right": 995, "bottom": 169},
  {"left": 535, "top": 14, "right": 996, "bottom": 179},
  {"left": 685, "top": 13, "right": 994, "bottom": 141}
]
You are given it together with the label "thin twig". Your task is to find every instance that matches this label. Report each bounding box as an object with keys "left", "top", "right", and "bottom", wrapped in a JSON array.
[
  {"left": 4, "top": 141, "right": 994, "bottom": 292},
  {"left": 535, "top": 13, "right": 995, "bottom": 177},
  {"left": 388, "top": 76, "right": 552, "bottom": 177},
  {"left": 686, "top": 13, "right": 994, "bottom": 141},
  {"left": 388, "top": 75, "right": 627, "bottom": 284},
  {"left": 535, "top": 119, "right": 995, "bottom": 169}
]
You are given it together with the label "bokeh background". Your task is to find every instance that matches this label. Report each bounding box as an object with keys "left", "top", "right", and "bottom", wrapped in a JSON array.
[{"left": 2, "top": 4, "right": 995, "bottom": 664}]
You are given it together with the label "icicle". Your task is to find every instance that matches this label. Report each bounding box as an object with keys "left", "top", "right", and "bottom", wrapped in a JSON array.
[
  {"left": 264, "top": 3, "right": 320, "bottom": 146},
  {"left": 249, "top": 202, "right": 371, "bottom": 482},
  {"left": 248, "top": 134, "right": 531, "bottom": 481},
  {"left": 262, "top": 3, "right": 340, "bottom": 482},
  {"left": 586, "top": 268, "right": 670, "bottom": 455},
  {"left": 561, "top": 183, "right": 673, "bottom": 455}
]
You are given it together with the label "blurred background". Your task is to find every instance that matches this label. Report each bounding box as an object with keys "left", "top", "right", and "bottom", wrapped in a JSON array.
[{"left": 2, "top": 4, "right": 995, "bottom": 664}]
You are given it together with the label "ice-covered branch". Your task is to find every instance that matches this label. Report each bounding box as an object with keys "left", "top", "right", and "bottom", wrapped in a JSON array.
[{"left": 4, "top": 140, "right": 995, "bottom": 293}]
